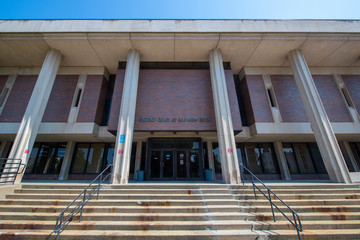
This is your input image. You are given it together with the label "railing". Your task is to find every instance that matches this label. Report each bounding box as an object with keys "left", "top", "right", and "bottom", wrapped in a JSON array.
[
  {"left": 0, "top": 158, "right": 26, "bottom": 184},
  {"left": 54, "top": 164, "right": 112, "bottom": 240},
  {"left": 239, "top": 164, "right": 303, "bottom": 240}
]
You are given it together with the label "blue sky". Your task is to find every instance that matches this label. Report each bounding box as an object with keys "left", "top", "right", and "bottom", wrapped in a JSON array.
[{"left": 0, "top": 0, "right": 359, "bottom": 20}]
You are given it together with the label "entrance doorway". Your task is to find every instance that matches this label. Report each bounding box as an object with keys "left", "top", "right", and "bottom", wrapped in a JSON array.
[{"left": 147, "top": 139, "right": 203, "bottom": 180}]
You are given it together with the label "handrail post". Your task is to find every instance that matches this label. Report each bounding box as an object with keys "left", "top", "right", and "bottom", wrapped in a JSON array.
[
  {"left": 240, "top": 164, "right": 244, "bottom": 185},
  {"left": 97, "top": 173, "right": 102, "bottom": 200},
  {"left": 293, "top": 212, "right": 301, "bottom": 240},
  {"left": 268, "top": 189, "right": 276, "bottom": 222},
  {"left": 251, "top": 174, "right": 257, "bottom": 200},
  {"left": 239, "top": 163, "right": 302, "bottom": 240},
  {"left": 79, "top": 189, "right": 86, "bottom": 222}
]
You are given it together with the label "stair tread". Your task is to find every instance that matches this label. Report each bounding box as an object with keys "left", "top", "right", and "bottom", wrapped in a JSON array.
[
  {"left": 0, "top": 212, "right": 249, "bottom": 216},
  {"left": 0, "top": 229, "right": 258, "bottom": 235},
  {"left": 0, "top": 220, "right": 251, "bottom": 225}
]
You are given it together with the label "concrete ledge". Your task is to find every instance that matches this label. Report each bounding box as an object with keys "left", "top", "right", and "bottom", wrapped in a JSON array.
[
  {"left": 350, "top": 172, "right": 360, "bottom": 183},
  {"left": 0, "top": 20, "right": 359, "bottom": 33}
]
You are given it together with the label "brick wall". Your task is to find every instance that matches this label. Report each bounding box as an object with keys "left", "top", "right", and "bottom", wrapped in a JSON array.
[
  {"left": 342, "top": 75, "right": 360, "bottom": 115},
  {"left": 108, "top": 69, "right": 242, "bottom": 132},
  {"left": 313, "top": 75, "right": 352, "bottom": 122},
  {"left": 271, "top": 75, "right": 309, "bottom": 122},
  {"left": 0, "top": 75, "right": 8, "bottom": 93},
  {"left": 77, "top": 75, "right": 108, "bottom": 125},
  {"left": 134, "top": 69, "right": 217, "bottom": 131},
  {"left": 240, "top": 75, "right": 273, "bottom": 125},
  {"left": 107, "top": 70, "right": 125, "bottom": 132},
  {"left": 225, "top": 70, "right": 242, "bottom": 131},
  {"left": 42, "top": 75, "right": 78, "bottom": 122},
  {"left": 0, "top": 75, "right": 37, "bottom": 122}
]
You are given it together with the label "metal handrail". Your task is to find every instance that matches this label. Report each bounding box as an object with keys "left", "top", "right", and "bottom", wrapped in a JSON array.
[
  {"left": 54, "top": 164, "right": 112, "bottom": 240},
  {"left": 0, "top": 158, "right": 26, "bottom": 185},
  {"left": 239, "top": 164, "right": 303, "bottom": 240}
]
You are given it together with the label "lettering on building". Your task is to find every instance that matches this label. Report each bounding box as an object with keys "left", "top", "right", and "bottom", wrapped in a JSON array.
[{"left": 139, "top": 117, "right": 210, "bottom": 123}]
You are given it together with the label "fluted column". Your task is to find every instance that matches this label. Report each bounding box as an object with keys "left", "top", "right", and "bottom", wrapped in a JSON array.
[
  {"left": 288, "top": 49, "right": 351, "bottom": 183},
  {"left": 209, "top": 49, "right": 241, "bottom": 184},
  {"left": 8, "top": 49, "right": 62, "bottom": 184},
  {"left": 112, "top": 49, "right": 140, "bottom": 184}
]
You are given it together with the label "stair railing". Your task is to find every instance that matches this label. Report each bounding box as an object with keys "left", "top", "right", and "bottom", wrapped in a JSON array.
[
  {"left": 54, "top": 164, "right": 112, "bottom": 240},
  {"left": 239, "top": 164, "right": 303, "bottom": 240},
  {"left": 0, "top": 158, "right": 26, "bottom": 184}
]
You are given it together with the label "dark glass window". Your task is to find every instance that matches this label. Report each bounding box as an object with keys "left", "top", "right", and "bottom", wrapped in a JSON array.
[
  {"left": 283, "top": 143, "right": 300, "bottom": 174},
  {"left": 140, "top": 142, "right": 147, "bottom": 171},
  {"left": 348, "top": 142, "right": 360, "bottom": 171},
  {"left": 308, "top": 143, "right": 327, "bottom": 174},
  {"left": 129, "top": 143, "right": 137, "bottom": 175},
  {"left": 212, "top": 143, "right": 222, "bottom": 174},
  {"left": 203, "top": 142, "right": 209, "bottom": 169},
  {"left": 70, "top": 143, "right": 115, "bottom": 174},
  {"left": 283, "top": 142, "right": 327, "bottom": 174},
  {"left": 25, "top": 143, "right": 66, "bottom": 174},
  {"left": 242, "top": 143, "right": 279, "bottom": 174}
]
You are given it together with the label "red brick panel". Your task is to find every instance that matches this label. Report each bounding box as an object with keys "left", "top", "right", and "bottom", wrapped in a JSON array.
[
  {"left": 313, "top": 75, "right": 352, "bottom": 122},
  {"left": 271, "top": 75, "right": 309, "bottom": 122},
  {"left": 342, "top": 75, "right": 360, "bottom": 115},
  {"left": 42, "top": 75, "right": 78, "bottom": 122},
  {"left": 240, "top": 76, "right": 255, "bottom": 125},
  {"left": 77, "top": 75, "right": 108, "bottom": 125},
  {"left": 225, "top": 70, "right": 242, "bottom": 131},
  {"left": 95, "top": 77, "right": 108, "bottom": 125},
  {"left": 134, "top": 69, "right": 217, "bottom": 131},
  {"left": 241, "top": 75, "right": 273, "bottom": 124},
  {"left": 107, "top": 70, "right": 125, "bottom": 132},
  {"left": 0, "top": 75, "right": 8, "bottom": 93},
  {"left": 0, "top": 75, "right": 37, "bottom": 122}
]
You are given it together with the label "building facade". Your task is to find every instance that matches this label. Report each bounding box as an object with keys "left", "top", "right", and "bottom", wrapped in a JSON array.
[{"left": 0, "top": 20, "right": 360, "bottom": 184}]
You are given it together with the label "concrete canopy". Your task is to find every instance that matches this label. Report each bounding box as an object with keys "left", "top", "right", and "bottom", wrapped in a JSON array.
[{"left": 0, "top": 20, "right": 359, "bottom": 74}]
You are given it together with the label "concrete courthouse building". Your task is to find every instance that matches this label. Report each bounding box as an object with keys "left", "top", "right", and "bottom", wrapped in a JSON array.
[{"left": 0, "top": 19, "right": 360, "bottom": 185}]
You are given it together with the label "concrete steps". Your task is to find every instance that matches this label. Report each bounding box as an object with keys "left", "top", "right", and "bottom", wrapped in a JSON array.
[
  {"left": 0, "top": 183, "right": 359, "bottom": 239},
  {"left": 230, "top": 183, "right": 360, "bottom": 239}
]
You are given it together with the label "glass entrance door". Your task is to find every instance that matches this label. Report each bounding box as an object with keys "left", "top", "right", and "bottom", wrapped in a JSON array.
[
  {"left": 149, "top": 150, "right": 174, "bottom": 179},
  {"left": 176, "top": 150, "right": 187, "bottom": 178},
  {"left": 148, "top": 145, "right": 202, "bottom": 181}
]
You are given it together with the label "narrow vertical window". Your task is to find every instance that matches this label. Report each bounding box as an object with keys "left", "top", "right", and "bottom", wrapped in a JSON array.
[
  {"left": 267, "top": 89, "right": 277, "bottom": 108},
  {"left": 341, "top": 88, "right": 353, "bottom": 108},
  {"left": 74, "top": 89, "right": 82, "bottom": 107}
]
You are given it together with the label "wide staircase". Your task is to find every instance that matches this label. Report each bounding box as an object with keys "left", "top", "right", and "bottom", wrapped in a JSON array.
[{"left": 0, "top": 183, "right": 359, "bottom": 239}]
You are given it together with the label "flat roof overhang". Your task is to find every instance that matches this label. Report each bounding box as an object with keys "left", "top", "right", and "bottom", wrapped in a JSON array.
[{"left": 0, "top": 20, "right": 359, "bottom": 74}]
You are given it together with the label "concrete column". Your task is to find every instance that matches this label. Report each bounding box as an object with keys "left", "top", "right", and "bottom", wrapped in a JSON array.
[
  {"left": 288, "top": 50, "right": 351, "bottom": 183},
  {"left": 273, "top": 141, "right": 291, "bottom": 181},
  {"left": 209, "top": 49, "right": 241, "bottom": 184},
  {"left": 112, "top": 49, "right": 140, "bottom": 184},
  {"left": 134, "top": 141, "right": 142, "bottom": 180},
  {"left": 0, "top": 141, "right": 12, "bottom": 158},
  {"left": 58, "top": 141, "right": 76, "bottom": 180},
  {"left": 206, "top": 141, "right": 216, "bottom": 180},
  {"left": 8, "top": 49, "right": 62, "bottom": 184}
]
